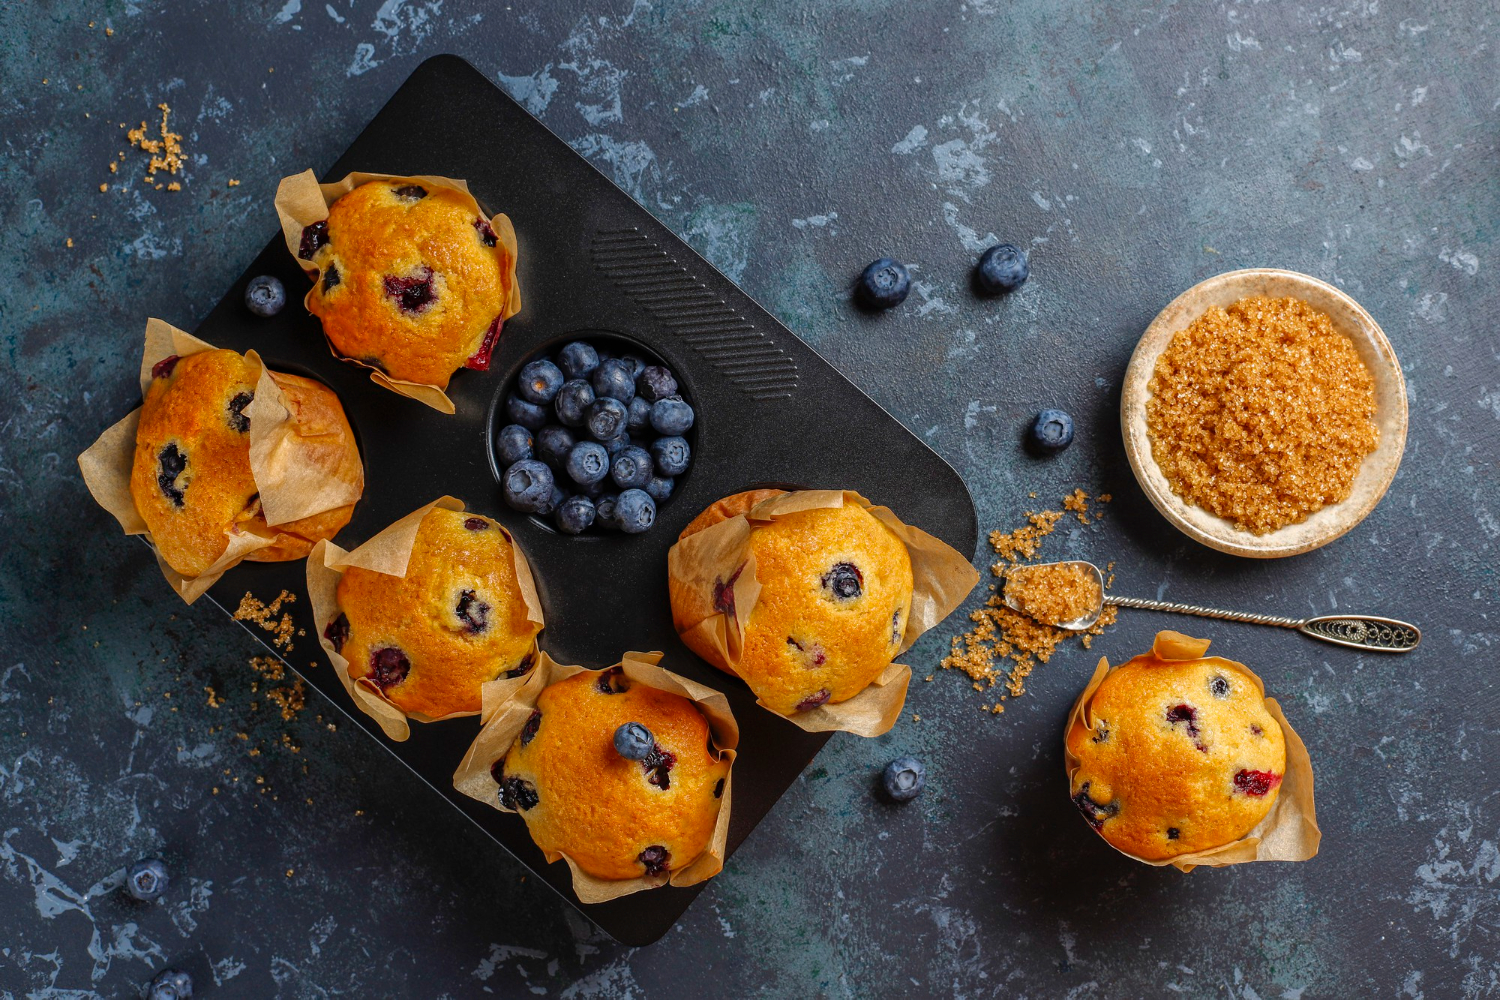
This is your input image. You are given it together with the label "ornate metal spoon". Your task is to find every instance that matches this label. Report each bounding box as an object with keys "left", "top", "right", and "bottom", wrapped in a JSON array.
[{"left": 1002, "top": 560, "right": 1421, "bottom": 653}]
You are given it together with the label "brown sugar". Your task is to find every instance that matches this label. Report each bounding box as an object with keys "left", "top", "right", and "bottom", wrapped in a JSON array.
[
  {"left": 1004, "top": 562, "right": 1101, "bottom": 627},
  {"left": 124, "top": 103, "right": 185, "bottom": 188},
  {"left": 1146, "top": 295, "right": 1377, "bottom": 534},
  {"left": 233, "top": 590, "right": 298, "bottom": 650}
]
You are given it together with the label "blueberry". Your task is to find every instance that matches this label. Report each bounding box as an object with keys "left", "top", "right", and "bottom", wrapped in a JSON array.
[
  {"left": 226, "top": 392, "right": 253, "bottom": 433},
  {"left": 565, "top": 441, "right": 611, "bottom": 486},
  {"left": 618, "top": 354, "right": 648, "bottom": 379},
  {"left": 880, "top": 756, "right": 926, "bottom": 803},
  {"left": 535, "top": 425, "right": 575, "bottom": 470},
  {"left": 821, "top": 562, "right": 863, "bottom": 600},
  {"left": 502, "top": 459, "right": 555, "bottom": 512},
  {"left": 1029, "top": 409, "right": 1074, "bottom": 453},
  {"left": 638, "top": 845, "right": 671, "bottom": 875},
  {"left": 610, "top": 445, "right": 653, "bottom": 489},
  {"left": 244, "top": 275, "right": 286, "bottom": 317},
  {"left": 382, "top": 267, "right": 437, "bottom": 314},
  {"left": 368, "top": 646, "right": 411, "bottom": 689},
  {"left": 150, "top": 969, "right": 194, "bottom": 999},
  {"left": 517, "top": 359, "right": 565, "bottom": 404},
  {"left": 857, "top": 257, "right": 911, "bottom": 309},
  {"left": 496, "top": 424, "right": 534, "bottom": 466},
  {"left": 626, "top": 396, "right": 653, "bottom": 434},
  {"left": 505, "top": 393, "right": 549, "bottom": 431},
  {"left": 650, "top": 398, "right": 695, "bottom": 436},
  {"left": 299, "top": 220, "right": 330, "bottom": 259},
  {"left": 554, "top": 495, "right": 596, "bottom": 534},
  {"left": 553, "top": 379, "right": 595, "bottom": 428},
  {"left": 614, "top": 489, "right": 656, "bottom": 534},
  {"left": 586, "top": 397, "right": 629, "bottom": 442},
  {"left": 636, "top": 365, "right": 678, "bottom": 402},
  {"left": 557, "top": 341, "right": 600, "bottom": 380},
  {"left": 644, "top": 475, "right": 674, "bottom": 503},
  {"left": 974, "top": 243, "right": 1029, "bottom": 295},
  {"left": 594, "top": 492, "right": 620, "bottom": 529},
  {"left": 537, "top": 484, "right": 565, "bottom": 517},
  {"left": 603, "top": 433, "right": 631, "bottom": 456},
  {"left": 651, "top": 436, "right": 691, "bottom": 477},
  {"left": 156, "top": 443, "right": 187, "bottom": 507},
  {"left": 591, "top": 358, "right": 637, "bottom": 402},
  {"left": 613, "top": 721, "right": 654, "bottom": 760},
  {"left": 125, "top": 858, "right": 169, "bottom": 901}
]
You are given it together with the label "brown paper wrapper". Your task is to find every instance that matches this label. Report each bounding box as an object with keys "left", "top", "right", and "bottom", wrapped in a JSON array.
[
  {"left": 273, "top": 169, "right": 523, "bottom": 414},
  {"left": 306, "top": 496, "right": 546, "bottom": 742},
  {"left": 452, "top": 651, "right": 738, "bottom": 903},
  {"left": 76, "top": 319, "right": 365, "bottom": 604},
  {"left": 667, "top": 489, "right": 980, "bottom": 737},
  {"left": 1064, "top": 630, "right": 1321, "bottom": 871}
]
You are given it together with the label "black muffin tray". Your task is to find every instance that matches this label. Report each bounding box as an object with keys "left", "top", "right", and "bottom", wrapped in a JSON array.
[{"left": 184, "top": 55, "right": 976, "bottom": 946}]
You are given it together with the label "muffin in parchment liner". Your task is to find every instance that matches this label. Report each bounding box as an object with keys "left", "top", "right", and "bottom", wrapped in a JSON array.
[
  {"left": 78, "top": 318, "right": 364, "bottom": 604},
  {"left": 274, "top": 170, "right": 523, "bottom": 414},
  {"left": 306, "top": 496, "right": 544, "bottom": 741},
  {"left": 667, "top": 489, "right": 979, "bottom": 737},
  {"left": 1065, "top": 630, "right": 1320, "bottom": 871},
  {"left": 453, "top": 651, "right": 737, "bottom": 903}
]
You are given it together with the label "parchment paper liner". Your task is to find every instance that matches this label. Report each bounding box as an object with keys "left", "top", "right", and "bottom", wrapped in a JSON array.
[
  {"left": 77, "top": 318, "right": 365, "bottom": 604},
  {"left": 452, "top": 650, "right": 738, "bottom": 903},
  {"left": 306, "top": 496, "right": 545, "bottom": 742},
  {"left": 667, "top": 489, "right": 979, "bottom": 737},
  {"left": 274, "top": 169, "right": 523, "bottom": 414},
  {"left": 1064, "top": 630, "right": 1320, "bottom": 871}
]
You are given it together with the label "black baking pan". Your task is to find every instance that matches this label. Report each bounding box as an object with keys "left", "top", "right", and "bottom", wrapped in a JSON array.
[{"left": 173, "top": 54, "right": 977, "bottom": 945}]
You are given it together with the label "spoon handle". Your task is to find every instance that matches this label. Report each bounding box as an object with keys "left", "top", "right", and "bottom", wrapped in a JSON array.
[{"left": 1107, "top": 598, "right": 1422, "bottom": 653}]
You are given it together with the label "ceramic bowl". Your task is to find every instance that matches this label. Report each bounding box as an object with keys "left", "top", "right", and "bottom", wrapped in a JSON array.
[{"left": 1120, "top": 268, "right": 1407, "bottom": 558}]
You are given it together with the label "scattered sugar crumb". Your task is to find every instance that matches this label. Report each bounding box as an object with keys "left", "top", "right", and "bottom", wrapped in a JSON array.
[
  {"left": 65, "top": 238, "right": 74, "bottom": 248},
  {"left": 124, "top": 103, "right": 185, "bottom": 188},
  {"left": 227, "top": 178, "right": 240, "bottom": 187},
  {"left": 98, "top": 183, "right": 107, "bottom": 192},
  {"left": 233, "top": 590, "right": 298, "bottom": 650}
]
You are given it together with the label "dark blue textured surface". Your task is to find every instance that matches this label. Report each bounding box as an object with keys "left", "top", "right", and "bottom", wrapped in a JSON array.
[{"left": 2, "top": 2, "right": 1496, "bottom": 996}]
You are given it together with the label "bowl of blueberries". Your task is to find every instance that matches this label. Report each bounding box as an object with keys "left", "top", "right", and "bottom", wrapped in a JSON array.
[{"left": 491, "top": 335, "right": 695, "bottom": 536}]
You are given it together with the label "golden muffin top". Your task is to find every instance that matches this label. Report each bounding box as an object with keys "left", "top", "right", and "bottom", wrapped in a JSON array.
[
  {"left": 736, "top": 504, "right": 914, "bottom": 716},
  {"left": 496, "top": 669, "right": 729, "bottom": 882},
  {"left": 130, "top": 349, "right": 260, "bottom": 578},
  {"left": 331, "top": 507, "right": 540, "bottom": 719},
  {"left": 303, "top": 179, "right": 510, "bottom": 387},
  {"left": 1066, "top": 654, "right": 1286, "bottom": 860}
]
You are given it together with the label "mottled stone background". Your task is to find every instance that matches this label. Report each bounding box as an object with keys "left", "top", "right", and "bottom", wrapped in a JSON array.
[{"left": 2, "top": 1, "right": 1496, "bottom": 997}]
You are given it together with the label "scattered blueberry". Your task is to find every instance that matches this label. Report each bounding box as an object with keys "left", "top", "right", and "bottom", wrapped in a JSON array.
[
  {"left": 857, "top": 257, "right": 911, "bottom": 309},
  {"left": 517, "top": 360, "right": 565, "bottom": 404},
  {"left": 553, "top": 379, "right": 596, "bottom": 428},
  {"left": 650, "top": 397, "right": 695, "bottom": 436},
  {"left": 594, "top": 492, "right": 620, "bottom": 529},
  {"left": 626, "top": 396, "right": 653, "bottom": 434},
  {"left": 505, "top": 393, "right": 549, "bottom": 431},
  {"left": 125, "top": 858, "right": 169, "bottom": 901},
  {"left": 502, "top": 459, "right": 555, "bottom": 512},
  {"left": 614, "top": 489, "right": 656, "bottom": 533},
  {"left": 565, "top": 441, "right": 611, "bottom": 486},
  {"left": 651, "top": 436, "right": 691, "bottom": 477},
  {"left": 244, "top": 275, "right": 286, "bottom": 317},
  {"left": 586, "top": 397, "right": 629, "bottom": 442},
  {"left": 1029, "top": 409, "right": 1074, "bottom": 453},
  {"left": 644, "top": 475, "right": 674, "bottom": 503},
  {"left": 535, "top": 425, "right": 575, "bottom": 470},
  {"left": 610, "top": 445, "right": 653, "bottom": 490},
  {"left": 496, "top": 424, "right": 534, "bottom": 466},
  {"left": 554, "top": 495, "right": 596, "bottom": 534},
  {"left": 613, "top": 722, "right": 654, "bottom": 761},
  {"left": 149, "top": 969, "right": 194, "bottom": 1000},
  {"left": 591, "top": 358, "right": 637, "bottom": 402},
  {"left": 636, "top": 365, "right": 678, "bottom": 402},
  {"left": 557, "top": 341, "right": 600, "bottom": 380},
  {"left": 974, "top": 243, "right": 1030, "bottom": 295},
  {"left": 880, "top": 756, "right": 926, "bottom": 803}
]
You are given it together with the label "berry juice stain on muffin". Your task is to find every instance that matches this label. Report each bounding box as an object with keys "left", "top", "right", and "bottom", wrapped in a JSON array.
[
  {"left": 334, "top": 508, "right": 539, "bottom": 718},
  {"left": 497, "top": 670, "right": 730, "bottom": 882}
]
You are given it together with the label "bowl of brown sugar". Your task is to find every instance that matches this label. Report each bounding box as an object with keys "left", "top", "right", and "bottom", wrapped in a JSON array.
[{"left": 1121, "top": 268, "right": 1407, "bottom": 558}]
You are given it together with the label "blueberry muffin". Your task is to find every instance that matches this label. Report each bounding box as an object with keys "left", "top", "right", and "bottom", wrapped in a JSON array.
[
  {"left": 298, "top": 178, "right": 518, "bottom": 387},
  {"left": 494, "top": 668, "right": 730, "bottom": 881},
  {"left": 1066, "top": 641, "right": 1287, "bottom": 860},
  {"left": 327, "top": 507, "right": 540, "bottom": 718},
  {"left": 675, "top": 490, "right": 915, "bottom": 717},
  {"left": 129, "top": 349, "right": 357, "bottom": 577}
]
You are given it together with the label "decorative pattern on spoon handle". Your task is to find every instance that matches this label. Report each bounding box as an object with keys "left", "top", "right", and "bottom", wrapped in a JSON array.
[
  {"left": 1298, "top": 616, "right": 1421, "bottom": 652},
  {"left": 1106, "top": 596, "right": 1302, "bottom": 628}
]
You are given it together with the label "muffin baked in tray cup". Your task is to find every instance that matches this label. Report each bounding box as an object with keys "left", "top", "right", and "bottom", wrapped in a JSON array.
[
  {"left": 306, "top": 496, "right": 544, "bottom": 741},
  {"left": 274, "top": 170, "right": 523, "bottom": 414},
  {"left": 78, "top": 318, "right": 365, "bottom": 603},
  {"left": 453, "top": 651, "right": 736, "bottom": 903},
  {"left": 1065, "top": 630, "right": 1320, "bottom": 871},
  {"left": 667, "top": 489, "right": 979, "bottom": 737}
]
